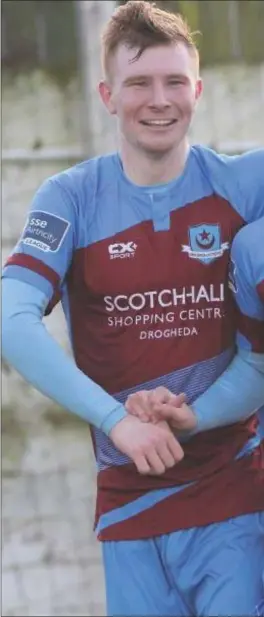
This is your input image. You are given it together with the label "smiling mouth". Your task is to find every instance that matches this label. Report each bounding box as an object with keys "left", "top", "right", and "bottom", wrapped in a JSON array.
[{"left": 140, "top": 119, "right": 177, "bottom": 127}]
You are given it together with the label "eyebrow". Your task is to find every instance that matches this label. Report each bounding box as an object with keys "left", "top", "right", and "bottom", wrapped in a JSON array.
[
  {"left": 122, "top": 75, "right": 148, "bottom": 85},
  {"left": 123, "top": 73, "right": 188, "bottom": 84}
]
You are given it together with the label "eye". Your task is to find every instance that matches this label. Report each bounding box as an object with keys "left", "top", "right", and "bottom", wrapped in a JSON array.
[
  {"left": 128, "top": 80, "right": 148, "bottom": 87},
  {"left": 169, "top": 79, "right": 184, "bottom": 86},
  {"left": 134, "top": 81, "right": 148, "bottom": 87}
]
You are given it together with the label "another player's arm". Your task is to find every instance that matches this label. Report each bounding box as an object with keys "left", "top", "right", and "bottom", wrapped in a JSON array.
[
  {"left": 126, "top": 347, "right": 264, "bottom": 435},
  {"left": 179, "top": 222, "right": 264, "bottom": 434}
]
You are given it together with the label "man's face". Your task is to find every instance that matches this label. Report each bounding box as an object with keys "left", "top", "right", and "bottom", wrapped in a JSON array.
[{"left": 99, "top": 42, "right": 202, "bottom": 156}]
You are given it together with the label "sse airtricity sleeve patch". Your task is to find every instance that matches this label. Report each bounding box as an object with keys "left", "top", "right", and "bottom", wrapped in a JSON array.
[
  {"left": 22, "top": 211, "right": 70, "bottom": 253},
  {"left": 2, "top": 177, "right": 76, "bottom": 302}
]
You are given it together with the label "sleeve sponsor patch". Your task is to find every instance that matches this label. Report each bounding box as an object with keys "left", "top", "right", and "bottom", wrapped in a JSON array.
[{"left": 22, "top": 211, "right": 70, "bottom": 253}]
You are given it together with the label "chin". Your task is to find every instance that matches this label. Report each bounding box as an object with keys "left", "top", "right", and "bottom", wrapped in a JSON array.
[{"left": 140, "top": 139, "right": 178, "bottom": 156}]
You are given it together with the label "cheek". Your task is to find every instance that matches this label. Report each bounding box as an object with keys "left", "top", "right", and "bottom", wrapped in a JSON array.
[
  {"left": 117, "top": 101, "right": 141, "bottom": 124},
  {"left": 116, "top": 95, "right": 135, "bottom": 116},
  {"left": 117, "top": 90, "right": 148, "bottom": 119},
  {"left": 176, "top": 91, "right": 197, "bottom": 116}
]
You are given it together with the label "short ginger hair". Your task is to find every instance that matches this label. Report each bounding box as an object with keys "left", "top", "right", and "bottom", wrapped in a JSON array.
[{"left": 101, "top": 1, "right": 199, "bottom": 78}]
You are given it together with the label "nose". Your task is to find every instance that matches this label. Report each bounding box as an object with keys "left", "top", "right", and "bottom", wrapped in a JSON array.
[{"left": 148, "top": 82, "right": 171, "bottom": 109}]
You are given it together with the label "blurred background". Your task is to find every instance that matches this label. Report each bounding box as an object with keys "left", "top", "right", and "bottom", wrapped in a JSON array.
[{"left": 2, "top": 1, "right": 264, "bottom": 616}]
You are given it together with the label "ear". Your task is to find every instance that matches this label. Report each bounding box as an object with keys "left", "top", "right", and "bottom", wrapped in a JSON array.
[
  {"left": 195, "top": 78, "right": 203, "bottom": 101},
  {"left": 98, "top": 80, "right": 117, "bottom": 115}
]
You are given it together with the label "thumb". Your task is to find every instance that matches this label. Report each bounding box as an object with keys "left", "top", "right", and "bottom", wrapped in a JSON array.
[
  {"left": 170, "top": 392, "right": 186, "bottom": 407},
  {"left": 153, "top": 403, "right": 182, "bottom": 421}
]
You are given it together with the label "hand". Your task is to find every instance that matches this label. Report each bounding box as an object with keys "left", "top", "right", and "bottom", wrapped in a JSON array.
[
  {"left": 125, "top": 386, "right": 186, "bottom": 422},
  {"left": 153, "top": 402, "right": 198, "bottom": 432},
  {"left": 109, "top": 414, "right": 184, "bottom": 475}
]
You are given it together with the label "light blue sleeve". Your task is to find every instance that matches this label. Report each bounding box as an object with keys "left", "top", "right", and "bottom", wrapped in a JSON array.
[
  {"left": 230, "top": 149, "right": 264, "bottom": 222},
  {"left": 191, "top": 349, "right": 264, "bottom": 432},
  {"left": 2, "top": 278, "right": 127, "bottom": 435},
  {"left": 230, "top": 219, "right": 264, "bottom": 321},
  {"left": 196, "top": 147, "right": 264, "bottom": 222}
]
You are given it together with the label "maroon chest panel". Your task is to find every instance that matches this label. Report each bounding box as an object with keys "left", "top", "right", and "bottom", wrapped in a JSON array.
[{"left": 66, "top": 195, "right": 244, "bottom": 392}]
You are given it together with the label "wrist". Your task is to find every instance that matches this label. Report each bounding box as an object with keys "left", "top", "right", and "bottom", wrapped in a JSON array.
[{"left": 101, "top": 404, "right": 127, "bottom": 435}]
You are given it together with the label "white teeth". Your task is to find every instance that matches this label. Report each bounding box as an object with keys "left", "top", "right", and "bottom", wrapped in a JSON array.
[{"left": 144, "top": 120, "right": 174, "bottom": 126}]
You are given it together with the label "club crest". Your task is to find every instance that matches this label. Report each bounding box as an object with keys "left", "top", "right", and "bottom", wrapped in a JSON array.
[{"left": 182, "top": 223, "right": 229, "bottom": 265}]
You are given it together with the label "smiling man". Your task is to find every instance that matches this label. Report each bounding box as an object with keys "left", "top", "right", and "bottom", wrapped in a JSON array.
[
  {"left": 2, "top": 2, "right": 264, "bottom": 616},
  {"left": 99, "top": 12, "right": 201, "bottom": 183}
]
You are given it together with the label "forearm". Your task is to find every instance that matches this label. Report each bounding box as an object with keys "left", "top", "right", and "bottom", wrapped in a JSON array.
[
  {"left": 2, "top": 279, "right": 127, "bottom": 434},
  {"left": 191, "top": 350, "right": 264, "bottom": 433}
]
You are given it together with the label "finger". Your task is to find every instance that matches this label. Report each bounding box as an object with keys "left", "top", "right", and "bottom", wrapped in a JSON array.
[
  {"left": 150, "top": 389, "right": 186, "bottom": 410},
  {"left": 149, "top": 387, "right": 171, "bottom": 406},
  {"left": 156, "top": 442, "right": 176, "bottom": 468},
  {"left": 153, "top": 403, "right": 183, "bottom": 423},
  {"left": 126, "top": 392, "right": 151, "bottom": 418},
  {"left": 160, "top": 392, "right": 186, "bottom": 408},
  {"left": 128, "top": 390, "right": 150, "bottom": 409},
  {"left": 166, "top": 434, "right": 184, "bottom": 462},
  {"left": 157, "top": 404, "right": 195, "bottom": 431},
  {"left": 146, "top": 449, "right": 166, "bottom": 475},
  {"left": 170, "top": 392, "right": 186, "bottom": 406},
  {"left": 125, "top": 400, "right": 150, "bottom": 422},
  {"left": 134, "top": 454, "right": 151, "bottom": 475}
]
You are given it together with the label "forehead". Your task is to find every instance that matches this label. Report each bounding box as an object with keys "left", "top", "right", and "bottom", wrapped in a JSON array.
[{"left": 112, "top": 43, "right": 196, "bottom": 82}]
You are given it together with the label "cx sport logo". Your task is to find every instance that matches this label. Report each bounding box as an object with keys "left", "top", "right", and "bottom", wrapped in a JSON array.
[{"left": 108, "top": 241, "right": 137, "bottom": 260}]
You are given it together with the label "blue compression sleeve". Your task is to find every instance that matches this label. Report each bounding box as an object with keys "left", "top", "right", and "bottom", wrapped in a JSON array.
[
  {"left": 192, "top": 350, "right": 264, "bottom": 432},
  {"left": 2, "top": 278, "right": 127, "bottom": 434}
]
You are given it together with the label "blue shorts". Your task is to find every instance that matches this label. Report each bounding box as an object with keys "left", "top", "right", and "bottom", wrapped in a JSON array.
[{"left": 103, "top": 512, "right": 264, "bottom": 617}]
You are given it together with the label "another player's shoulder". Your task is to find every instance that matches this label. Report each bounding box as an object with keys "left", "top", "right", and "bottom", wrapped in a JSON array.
[
  {"left": 232, "top": 218, "right": 264, "bottom": 265},
  {"left": 192, "top": 145, "right": 264, "bottom": 221},
  {"left": 230, "top": 219, "right": 264, "bottom": 311},
  {"left": 193, "top": 144, "right": 263, "bottom": 181}
]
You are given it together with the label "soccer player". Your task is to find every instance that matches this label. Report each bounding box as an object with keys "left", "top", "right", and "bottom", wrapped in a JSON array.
[
  {"left": 2, "top": 2, "right": 264, "bottom": 616},
  {"left": 230, "top": 218, "right": 264, "bottom": 438},
  {"left": 230, "top": 218, "right": 264, "bottom": 617}
]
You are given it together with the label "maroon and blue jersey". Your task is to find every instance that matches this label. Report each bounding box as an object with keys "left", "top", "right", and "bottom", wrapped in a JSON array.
[
  {"left": 4, "top": 145, "right": 264, "bottom": 540},
  {"left": 230, "top": 218, "right": 264, "bottom": 440},
  {"left": 229, "top": 217, "right": 264, "bottom": 352}
]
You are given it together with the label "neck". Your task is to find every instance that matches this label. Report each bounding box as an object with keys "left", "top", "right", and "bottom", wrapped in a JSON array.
[{"left": 119, "top": 138, "right": 190, "bottom": 186}]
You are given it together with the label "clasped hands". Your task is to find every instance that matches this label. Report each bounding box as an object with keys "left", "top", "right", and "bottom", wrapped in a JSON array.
[
  {"left": 110, "top": 387, "right": 197, "bottom": 477},
  {"left": 126, "top": 386, "right": 196, "bottom": 432}
]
